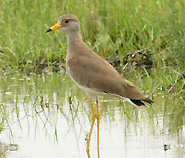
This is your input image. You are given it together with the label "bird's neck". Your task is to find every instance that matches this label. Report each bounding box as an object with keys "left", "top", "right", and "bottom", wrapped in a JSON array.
[
  {"left": 66, "top": 32, "right": 89, "bottom": 63},
  {"left": 66, "top": 31, "right": 83, "bottom": 45}
]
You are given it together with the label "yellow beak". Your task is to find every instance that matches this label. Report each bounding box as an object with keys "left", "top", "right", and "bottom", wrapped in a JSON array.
[{"left": 46, "top": 23, "right": 61, "bottom": 33}]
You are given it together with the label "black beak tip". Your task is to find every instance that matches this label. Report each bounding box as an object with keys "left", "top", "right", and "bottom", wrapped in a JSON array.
[{"left": 46, "top": 28, "right": 52, "bottom": 33}]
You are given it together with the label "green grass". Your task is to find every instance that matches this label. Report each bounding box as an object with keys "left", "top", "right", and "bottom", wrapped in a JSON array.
[{"left": 0, "top": 0, "right": 184, "bottom": 71}]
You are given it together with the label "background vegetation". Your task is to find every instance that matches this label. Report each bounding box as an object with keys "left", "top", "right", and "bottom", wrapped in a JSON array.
[{"left": 0, "top": 0, "right": 184, "bottom": 70}]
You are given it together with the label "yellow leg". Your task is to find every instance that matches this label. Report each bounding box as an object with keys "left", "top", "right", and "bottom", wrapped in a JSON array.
[
  {"left": 96, "top": 97, "right": 100, "bottom": 158},
  {"left": 86, "top": 150, "right": 91, "bottom": 158},
  {"left": 86, "top": 100, "right": 96, "bottom": 151}
]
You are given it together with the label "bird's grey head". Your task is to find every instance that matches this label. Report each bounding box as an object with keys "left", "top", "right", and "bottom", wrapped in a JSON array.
[{"left": 46, "top": 14, "right": 81, "bottom": 34}]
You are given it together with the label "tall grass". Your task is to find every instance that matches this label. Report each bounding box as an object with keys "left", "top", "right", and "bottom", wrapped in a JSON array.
[{"left": 0, "top": 0, "right": 184, "bottom": 70}]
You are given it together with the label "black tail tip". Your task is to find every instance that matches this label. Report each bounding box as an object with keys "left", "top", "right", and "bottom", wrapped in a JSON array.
[
  {"left": 130, "top": 98, "right": 154, "bottom": 107},
  {"left": 130, "top": 99, "right": 146, "bottom": 107},
  {"left": 142, "top": 98, "right": 154, "bottom": 104}
]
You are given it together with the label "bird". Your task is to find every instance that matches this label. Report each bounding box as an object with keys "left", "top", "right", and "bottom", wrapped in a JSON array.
[{"left": 46, "top": 14, "right": 154, "bottom": 156}]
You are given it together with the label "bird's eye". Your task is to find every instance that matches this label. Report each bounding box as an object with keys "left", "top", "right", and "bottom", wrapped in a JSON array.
[{"left": 64, "top": 20, "right": 70, "bottom": 24}]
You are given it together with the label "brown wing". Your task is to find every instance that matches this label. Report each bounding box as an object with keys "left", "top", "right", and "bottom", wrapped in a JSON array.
[{"left": 67, "top": 53, "right": 146, "bottom": 100}]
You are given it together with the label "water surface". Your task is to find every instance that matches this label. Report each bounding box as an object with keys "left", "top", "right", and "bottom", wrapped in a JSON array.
[{"left": 0, "top": 71, "right": 184, "bottom": 158}]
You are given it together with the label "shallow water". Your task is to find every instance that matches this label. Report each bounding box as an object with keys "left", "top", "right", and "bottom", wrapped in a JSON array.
[{"left": 0, "top": 71, "right": 184, "bottom": 158}]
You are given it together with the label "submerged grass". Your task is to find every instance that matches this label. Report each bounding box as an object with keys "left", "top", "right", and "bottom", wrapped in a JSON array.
[
  {"left": 0, "top": 71, "right": 184, "bottom": 133},
  {"left": 0, "top": 69, "right": 184, "bottom": 157}
]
